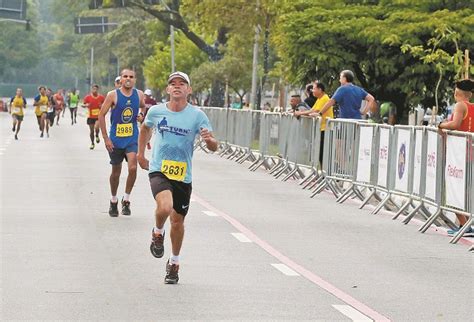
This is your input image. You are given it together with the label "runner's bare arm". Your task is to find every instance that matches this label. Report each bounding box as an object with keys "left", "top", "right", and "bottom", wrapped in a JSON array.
[
  {"left": 137, "top": 124, "right": 153, "bottom": 170},
  {"left": 137, "top": 90, "right": 145, "bottom": 122},
  {"left": 200, "top": 128, "right": 218, "bottom": 152},
  {"left": 99, "top": 90, "right": 117, "bottom": 152}
]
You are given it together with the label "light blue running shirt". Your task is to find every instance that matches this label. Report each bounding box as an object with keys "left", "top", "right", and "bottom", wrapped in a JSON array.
[{"left": 144, "top": 103, "right": 212, "bottom": 183}]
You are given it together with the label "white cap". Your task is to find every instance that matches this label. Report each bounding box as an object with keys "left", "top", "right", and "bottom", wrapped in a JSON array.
[
  {"left": 144, "top": 89, "right": 152, "bottom": 96},
  {"left": 115, "top": 76, "right": 121, "bottom": 83},
  {"left": 168, "top": 71, "right": 190, "bottom": 85}
]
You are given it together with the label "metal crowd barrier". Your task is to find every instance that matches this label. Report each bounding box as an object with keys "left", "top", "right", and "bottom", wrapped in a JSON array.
[
  {"left": 200, "top": 107, "right": 473, "bottom": 244},
  {"left": 419, "top": 130, "right": 474, "bottom": 243}
]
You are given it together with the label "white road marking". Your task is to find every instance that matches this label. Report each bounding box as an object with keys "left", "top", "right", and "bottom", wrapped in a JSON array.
[
  {"left": 271, "top": 263, "right": 300, "bottom": 276},
  {"left": 332, "top": 305, "right": 373, "bottom": 322},
  {"left": 202, "top": 210, "right": 219, "bottom": 217},
  {"left": 231, "top": 232, "right": 252, "bottom": 243}
]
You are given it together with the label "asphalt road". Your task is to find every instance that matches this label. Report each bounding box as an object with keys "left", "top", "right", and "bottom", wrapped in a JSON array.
[{"left": 1, "top": 108, "right": 472, "bottom": 321}]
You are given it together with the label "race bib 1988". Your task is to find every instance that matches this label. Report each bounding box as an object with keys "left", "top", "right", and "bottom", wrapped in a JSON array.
[
  {"left": 116, "top": 123, "right": 133, "bottom": 137},
  {"left": 161, "top": 160, "right": 187, "bottom": 181}
]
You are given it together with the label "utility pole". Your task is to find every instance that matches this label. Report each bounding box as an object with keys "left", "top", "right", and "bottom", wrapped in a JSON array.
[
  {"left": 90, "top": 47, "right": 94, "bottom": 86},
  {"left": 160, "top": 0, "right": 175, "bottom": 73},
  {"left": 249, "top": 0, "right": 260, "bottom": 110}
]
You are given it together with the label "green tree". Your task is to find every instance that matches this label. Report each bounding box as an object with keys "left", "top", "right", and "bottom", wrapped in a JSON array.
[{"left": 273, "top": 0, "right": 474, "bottom": 118}]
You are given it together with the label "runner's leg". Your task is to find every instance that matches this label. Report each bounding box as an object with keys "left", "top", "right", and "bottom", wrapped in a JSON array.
[
  {"left": 89, "top": 123, "right": 95, "bottom": 145},
  {"left": 110, "top": 164, "right": 122, "bottom": 197},
  {"left": 94, "top": 121, "right": 100, "bottom": 143},
  {"left": 15, "top": 119, "right": 22, "bottom": 136},
  {"left": 155, "top": 190, "right": 173, "bottom": 229},
  {"left": 124, "top": 152, "right": 137, "bottom": 195},
  {"left": 40, "top": 114, "right": 46, "bottom": 135},
  {"left": 170, "top": 211, "right": 185, "bottom": 256}
]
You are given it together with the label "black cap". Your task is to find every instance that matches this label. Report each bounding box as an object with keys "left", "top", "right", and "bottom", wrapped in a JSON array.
[{"left": 455, "top": 79, "right": 474, "bottom": 92}]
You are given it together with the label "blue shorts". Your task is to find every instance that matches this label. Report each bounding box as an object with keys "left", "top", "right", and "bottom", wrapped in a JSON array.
[{"left": 108, "top": 143, "right": 138, "bottom": 165}]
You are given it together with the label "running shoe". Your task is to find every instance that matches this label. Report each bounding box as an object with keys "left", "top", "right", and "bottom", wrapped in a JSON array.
[
  {"left": 96, "top": 136, "right": 100, "bottom": 144},
  {"left": 150, "top": 229, "right": 165, "bottom": 258},
  {"left": 121, "top": 198, "right": 131, "bottom": 216},
  {"left": 109, "top": 200, "right": 119, "bottom": 217},
  {"left": 447, "top": 226, "right": 474, "bottom": 237},
  {"left": 40, "top": 132, "right": 43, "bottom": 138},
  {"left": 14, "top": 134, "right": 18, "bottom": 140},
  {"left": 164, "top": 260, "right": 179, "bottom": 284},
  {"left": 90, "top": 143, "right": 95, "bottom": 150}
]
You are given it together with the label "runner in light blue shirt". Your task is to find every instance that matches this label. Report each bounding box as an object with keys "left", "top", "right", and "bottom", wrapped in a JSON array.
[{"left": 138, "top": 71, "right": 218, "bottom": 284}]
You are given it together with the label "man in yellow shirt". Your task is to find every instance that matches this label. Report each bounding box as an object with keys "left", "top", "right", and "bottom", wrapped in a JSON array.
[
  {"left": 33, "top": 86, "right": 51, "bottom": 138},
  {"left": 295, "top": 82, "right": 333, "bottom": 166},
  {"left": 9, "top": 88, "right": 27, "bottom": 140}
]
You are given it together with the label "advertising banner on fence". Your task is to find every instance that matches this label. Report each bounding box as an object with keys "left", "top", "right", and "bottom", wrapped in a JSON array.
[
  {"left": 445, "top": 135, "right": 466, "bottom": 210},
  {"left": 394, "top": 129, "right": 411, "bottom": 192},
  {"left": 412, "top": 129, "right": 423, "bottom": 195},
  {"left": 425, "top": 130, "right": 438, "bottom": 200},
  {"left": 377, "top": 128, "right": 390, "bottom": 187},
  {"left": 356, "top": 126, "right": 373, "bottom": 183}
]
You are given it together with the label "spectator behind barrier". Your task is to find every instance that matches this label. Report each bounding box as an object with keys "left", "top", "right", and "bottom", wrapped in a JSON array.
[
  {"left": 295, "top": 81, "right": 334, "bottom": 167},
  {"left": 317, "top": 70, "right": 375, "bottom": 119},
  {"left": 380, "top": 101, "right": 397, "bottom": 125},
  {"left": 289, "top": 94, "right": 311, "bottom": 113},
  {"left": 304, "top": 83, "right": 316, "bottom": 108},
  {"left": 438, "top": 78, "right": 474, "bottom": 237}
]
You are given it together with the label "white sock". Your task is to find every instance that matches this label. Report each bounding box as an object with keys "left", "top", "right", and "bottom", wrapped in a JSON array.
[
  {"left": 153, "top": 227, "right": 164, "bottom": 235},
  {"left": 170, "top": 255, "right": 179, "bottom": 265},
  {"left": 123, "top": 193, "right": 130, "bottom": 201},
  {"left": 111, "top": 196, "right": 118, "bottom": 203}
]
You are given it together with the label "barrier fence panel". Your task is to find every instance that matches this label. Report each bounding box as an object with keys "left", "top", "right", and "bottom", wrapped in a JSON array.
[
  {"left": 311, "top": 119, "right": 359, "bottom": 198},
  {"left": 337, "top": 122, "right": 377, "bottom": 204},
  {"left": 420, "top": 131, "right": 474, "bottom": 243},
  {"left": 371, "top": 125, "right": 415, "bottom": 216},
  {"left": 281, "top": 116, "right": 317, "bottom": 181},
  {"left": 401, "top": 127, "right": 444, "bottom": 225}
]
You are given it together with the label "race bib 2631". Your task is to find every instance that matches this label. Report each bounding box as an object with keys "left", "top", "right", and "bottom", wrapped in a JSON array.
[{"left": 161, "top": 160, "right": 187, "bottom": 181}]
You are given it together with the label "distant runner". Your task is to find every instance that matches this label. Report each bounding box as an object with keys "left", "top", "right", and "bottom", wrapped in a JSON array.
[
  {"left": 68, "top": 89, "right": 80, "bottom": 125},
  {"left": 53, "top": 89, "right": 65, "bottom": 125},
  {"left": 83, "top": 84, "right": 105, "bottom": 149},
  {"left": 33, "top": 86, "right": 50, "bottom": 138},
  {"left": 9, "top": 88, "right": 27, "bottom": 140}
]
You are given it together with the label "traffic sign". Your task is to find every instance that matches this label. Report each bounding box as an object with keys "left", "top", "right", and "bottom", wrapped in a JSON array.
[
  {"left": 0, "top": 0, "right": 27, "bottom": 20},
  {"left": 74, "top": 16, "right": 115, "bottom": 34}
]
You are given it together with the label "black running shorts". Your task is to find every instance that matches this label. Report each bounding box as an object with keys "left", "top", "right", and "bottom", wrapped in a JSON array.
[
  {"left": 149, "top": 171, "right": 192, "bottom": 216},
  {"left": 87, "top": 117, "right": 97, "bottom": 125}
]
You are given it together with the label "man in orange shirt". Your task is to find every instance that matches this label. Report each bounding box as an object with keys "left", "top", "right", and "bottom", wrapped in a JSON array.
[
  {"left": 53, "top": 89, "right": 65, "bottom": 126},
  {"left": 438, "top": 79, "right": 474, "bottom": 237},
  {"left": 83, "top": 84, "right": 105, "bottom": 149}
]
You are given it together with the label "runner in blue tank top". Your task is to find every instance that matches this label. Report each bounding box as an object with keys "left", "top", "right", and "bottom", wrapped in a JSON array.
[
  {"left": 99, "top": 68, "right": 145, "bottom": 218},
  {"left": 138, "top": 71, "right": 218, "bottom": 284}
]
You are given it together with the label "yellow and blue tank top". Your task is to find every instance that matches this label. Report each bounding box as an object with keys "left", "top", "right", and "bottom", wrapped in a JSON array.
[
  {"left": 10, "top": 96, "right": 27, "bottom": 116},
  {"left": 109, "top": 88, "right": 140, "bottom": 148},
  {"left": 34, "top": 94, "right": 49, "bottom": 115}
]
